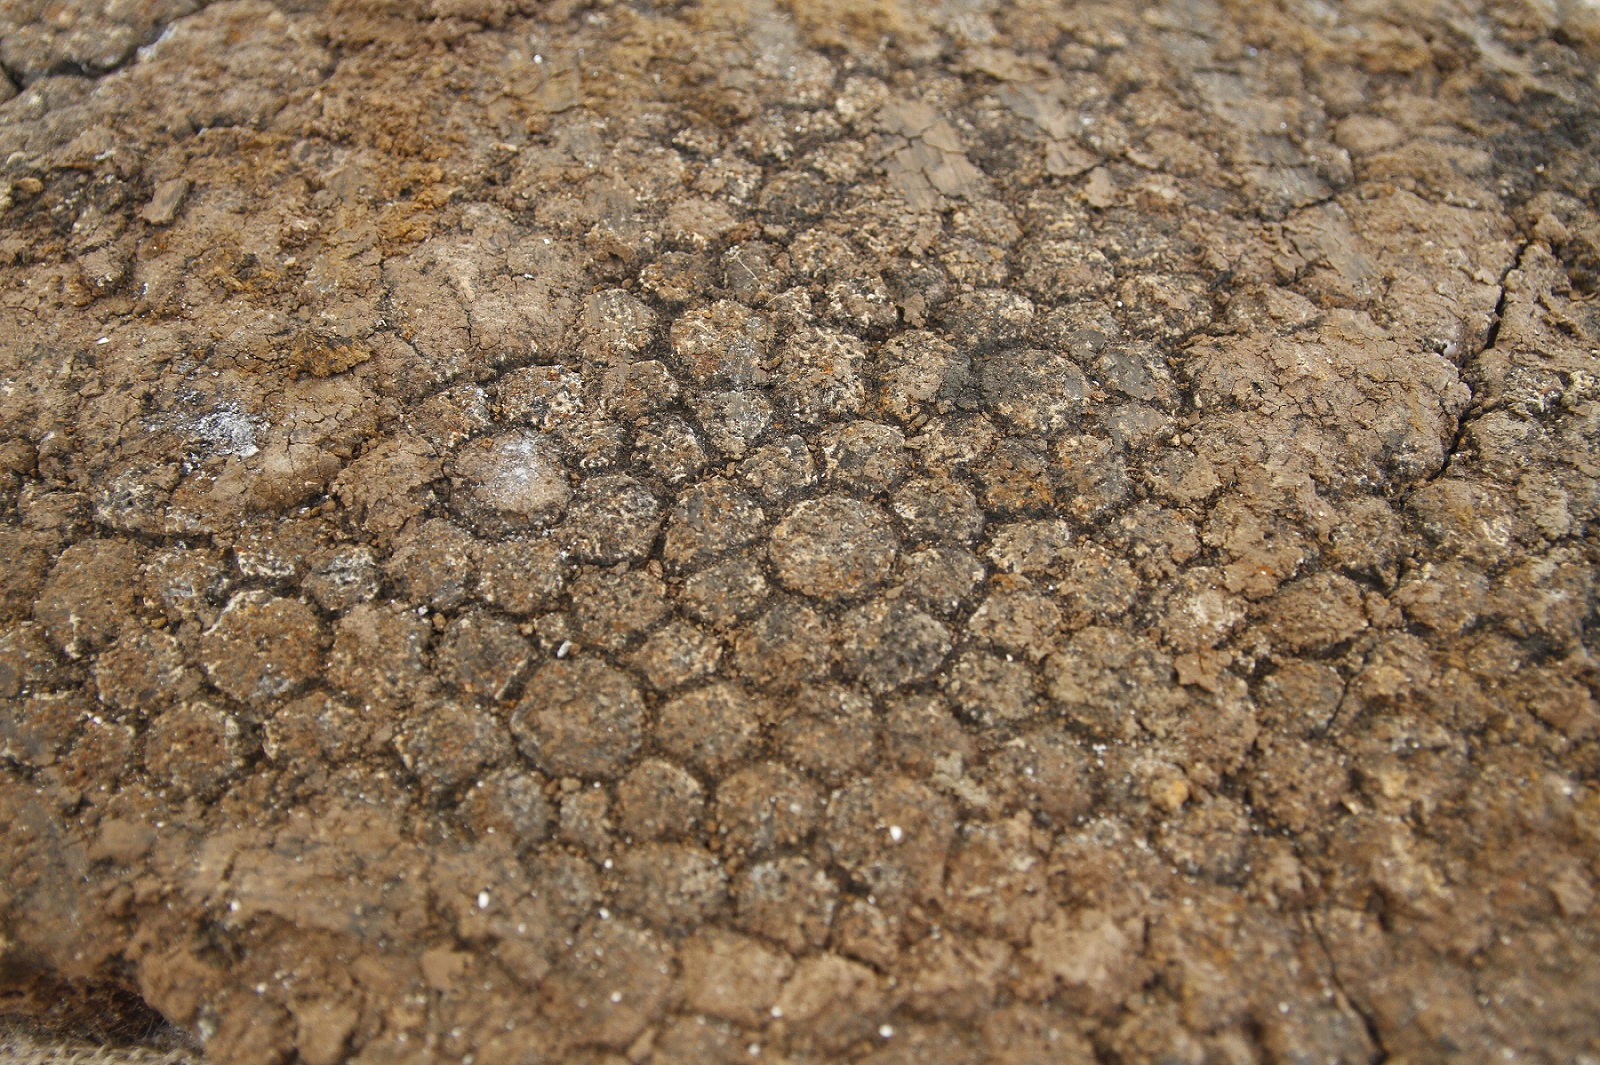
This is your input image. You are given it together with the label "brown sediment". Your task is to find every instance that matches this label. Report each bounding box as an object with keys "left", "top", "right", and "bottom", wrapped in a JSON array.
[{"left": 2, "top": 0, "right": 1600, "bottom": 1061}]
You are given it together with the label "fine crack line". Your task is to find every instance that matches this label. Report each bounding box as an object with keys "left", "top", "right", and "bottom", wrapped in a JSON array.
[
  {"left": 1306, "top": 910, "right": 1391, "bottom": 1064},
  {"left": 1423, "top": 239, "right": 1532, "bottom": 485}
]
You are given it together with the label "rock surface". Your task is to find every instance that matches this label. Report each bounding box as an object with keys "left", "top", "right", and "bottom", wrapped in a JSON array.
[{"left": 2, "top": 0, "right": 1600, "bottom": 1061}]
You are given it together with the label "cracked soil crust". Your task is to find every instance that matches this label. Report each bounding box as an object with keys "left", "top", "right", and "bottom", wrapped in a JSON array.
[{"left": 3, "top": 0, "right": 1600, "bottom": 1062}]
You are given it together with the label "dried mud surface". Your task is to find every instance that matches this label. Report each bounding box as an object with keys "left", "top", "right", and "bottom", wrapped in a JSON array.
[{"left": 2, "top": 0, "right": 1600, "bottom": 1061}]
